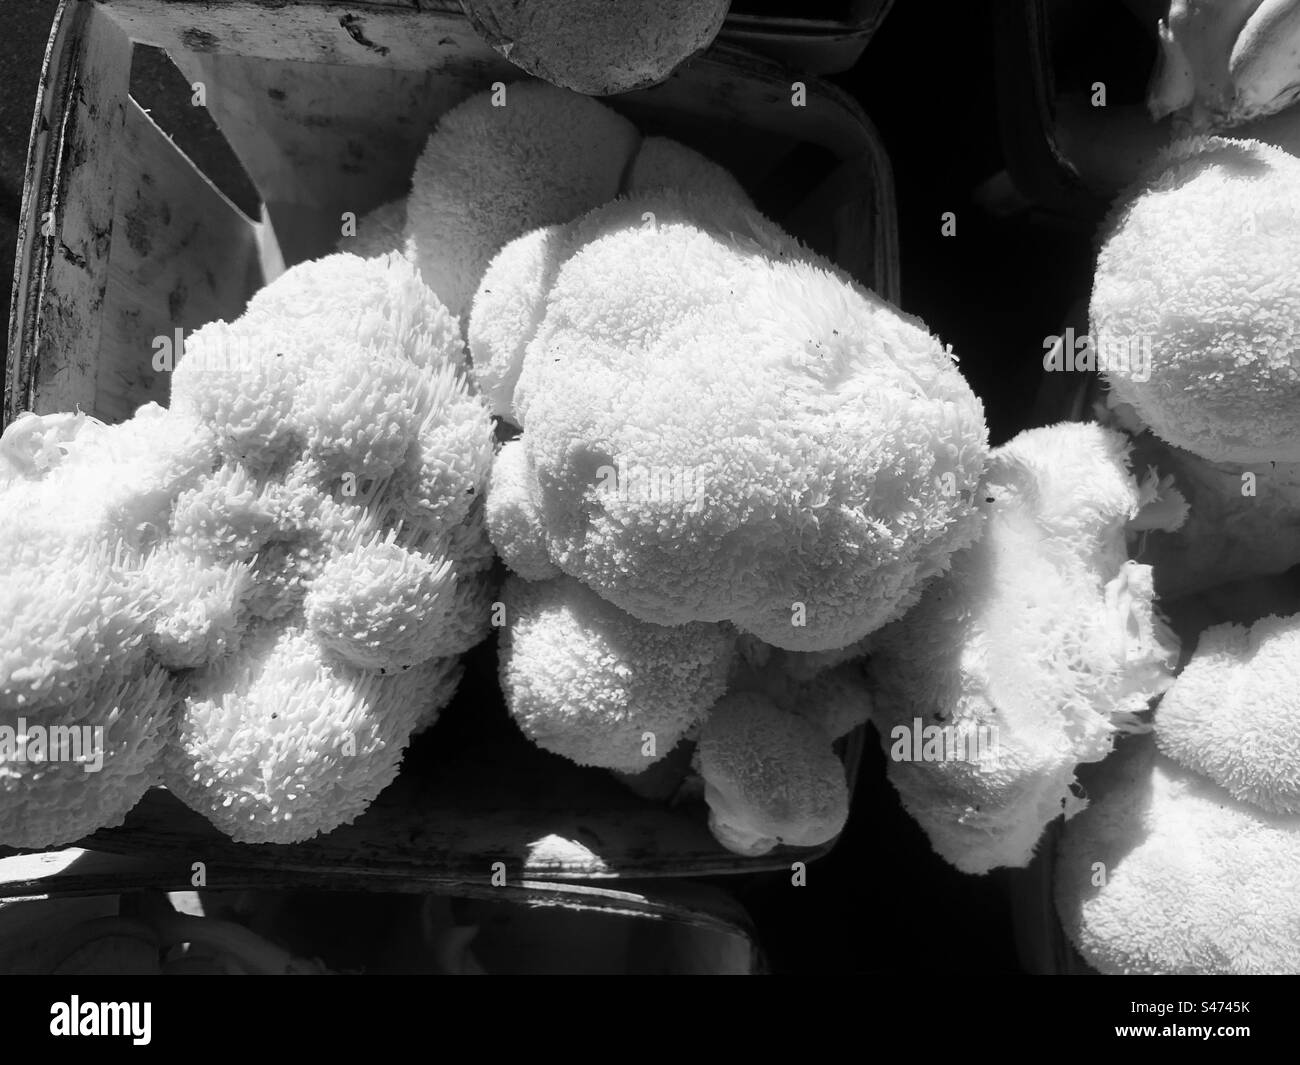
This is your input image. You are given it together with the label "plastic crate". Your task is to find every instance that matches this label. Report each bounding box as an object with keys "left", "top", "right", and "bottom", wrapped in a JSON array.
[
  {"left": 3, "top": 0, "right": 896, "bottom": 881},
  {"left": 994, "top": 0, "right": 1300, "bottom": 221},
  {"left": 0, "top": 849, "right": 763, "bottom": 973},
  {"left": 721, "top": 0, "right": 895, "bottom": 75}
]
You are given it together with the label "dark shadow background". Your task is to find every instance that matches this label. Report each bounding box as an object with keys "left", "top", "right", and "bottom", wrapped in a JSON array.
[{"left": 0, "top": 0, "right": 1108, "bottom": 974}]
